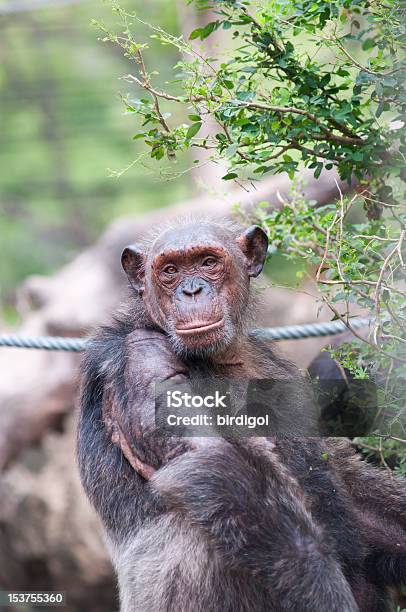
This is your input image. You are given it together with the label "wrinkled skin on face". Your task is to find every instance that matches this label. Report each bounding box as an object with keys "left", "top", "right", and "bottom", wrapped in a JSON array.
[{"left": 121, "top": 222, "right": 268, "bottom": 356}]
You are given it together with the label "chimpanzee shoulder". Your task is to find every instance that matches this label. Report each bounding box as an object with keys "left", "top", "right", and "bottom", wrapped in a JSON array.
[{"left": 248, "top": 335, "right": 304, "bottom": 380}]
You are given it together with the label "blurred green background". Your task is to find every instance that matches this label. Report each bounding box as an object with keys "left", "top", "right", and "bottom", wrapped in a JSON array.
[{"left": 0, "top": 0, "right": 193, "bottom": 317}]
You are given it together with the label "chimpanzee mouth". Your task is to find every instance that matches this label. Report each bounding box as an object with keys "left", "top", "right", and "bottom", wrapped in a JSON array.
[{"left": 176, "top": 318, "right": 224, "bottom": 335}]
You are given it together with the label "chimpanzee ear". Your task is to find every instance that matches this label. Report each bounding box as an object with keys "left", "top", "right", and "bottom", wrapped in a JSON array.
[
  {"left": 121, "top": 246, "right": 146, "bottom": 289},
  {"left": 236, "top": 225, "right": 268, "bottom": 278}
]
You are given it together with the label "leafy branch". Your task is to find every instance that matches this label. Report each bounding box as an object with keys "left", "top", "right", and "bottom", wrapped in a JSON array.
[{"left": 95, "top": 0, "right": 405, "bottom": 182}]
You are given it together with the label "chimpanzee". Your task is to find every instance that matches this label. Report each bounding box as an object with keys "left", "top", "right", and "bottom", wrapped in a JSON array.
[{"left": 77, "top": 219, "right": 406, "bottom": 612}]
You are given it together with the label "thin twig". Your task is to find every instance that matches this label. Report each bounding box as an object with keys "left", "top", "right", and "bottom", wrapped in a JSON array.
[
  {"left": 351, "top": 440, "right": 381, "bottom": 453},
  {"left": 134, "top": 51, "right": 171, "bottom": 133},
  {"left": 318, "top": 279, "right": 405, "bottom": 295},
  {"left": 320, "top": 294, "right": 406, "bottom": 363},
  {"left": 374, "top": 231, "right": 405, "bottom": 323},
  {"left": 333, "top": 37, "right": 401, "bottom": 77},
  {"left": 354, "top": 235, "right": 399, "bottom": 242},
  {"left": 316, "top": 212, "right": 338, "bottom": 281}
]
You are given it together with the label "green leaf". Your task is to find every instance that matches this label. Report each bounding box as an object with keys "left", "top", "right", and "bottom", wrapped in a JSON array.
[
  {"left": 186, "top": 122, "right": 202, "bottom": 139},
  {"left": 189, "top": 28, "right": 202, "bottom": 40},
  {"left": 151, "top": 145, "right": 164, "bottom": 160},
  {"left": 190, "top": 21, "right": 220, "bottom": 41},
  {"left": 376, "top": 99, "right": 384, "bottom": 118},
  {"left": 221, "top": 172, "right": 238, "bottom": 180},
  {"left": 253, "top": 165, "right": 270, "bottom": 174},
  {"left": 225, "top": 144, "right": 239, "bottom": 158},
  {"left": 314, "top": 162, "right": 323, "bottom": 179},
  {"left": 362, "top": 38, "right": 376, "bottom": 51}
]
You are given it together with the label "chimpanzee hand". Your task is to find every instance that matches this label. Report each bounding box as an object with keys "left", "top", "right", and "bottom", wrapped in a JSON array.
[
  {"left": 126, "top": 328, "right": 189, "bottom": 389},
  {"left": 102, "top": 328, "right": 194, "bottom": 479}
]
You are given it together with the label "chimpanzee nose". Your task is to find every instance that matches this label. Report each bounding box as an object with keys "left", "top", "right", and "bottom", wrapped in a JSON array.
[{"left": 182, "top": 278, "right": 205, "bottom": 298}]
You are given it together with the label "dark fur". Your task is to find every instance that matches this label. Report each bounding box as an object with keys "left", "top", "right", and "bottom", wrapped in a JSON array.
[{"left": 77, "top": 221, "right": 406, "bottom": 612}]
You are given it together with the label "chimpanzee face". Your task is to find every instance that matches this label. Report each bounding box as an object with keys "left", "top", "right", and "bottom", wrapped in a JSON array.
[{"left": 121, "top": 222, "right": 268, "bottom": 356}]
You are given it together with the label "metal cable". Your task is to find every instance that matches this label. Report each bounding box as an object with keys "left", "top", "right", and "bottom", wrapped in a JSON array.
[{"left": 0, "top": 318, "right": 370, "bottom": 351}]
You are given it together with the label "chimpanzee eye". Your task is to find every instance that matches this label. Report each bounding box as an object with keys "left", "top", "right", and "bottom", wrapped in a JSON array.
[
  {"left": 163, "top": 264, "right": 177, "bottom": 275},
  {"left": 201, "top": 256, "right": 217, "bottom": 268}
]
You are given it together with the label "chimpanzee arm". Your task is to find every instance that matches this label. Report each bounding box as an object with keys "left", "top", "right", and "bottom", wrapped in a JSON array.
[
  {"left": 328, "top": 439, "right": 406, "bottom": 524},
  {"left": 104, "top": 327, "right": 205, "bottom": 473},
  {"left": 152, "top": 437, "right": 359, "bottom": 612},
  {"left": 77, "top": 325, "right": 157, "bottom": 540},
  {"left": 328, "top": 438, "right": 406, "bottom": 588}
]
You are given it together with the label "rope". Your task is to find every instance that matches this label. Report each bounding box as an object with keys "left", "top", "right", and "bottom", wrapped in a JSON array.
[
  {"left": 0, "top": 318, "right": 370, "bottom": 351},
  {"left": 0, "top": 335, "right": 86, "bottom": 352},
  {"left": 252, "top": 317, "right": 370, "bottom": 341}
]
